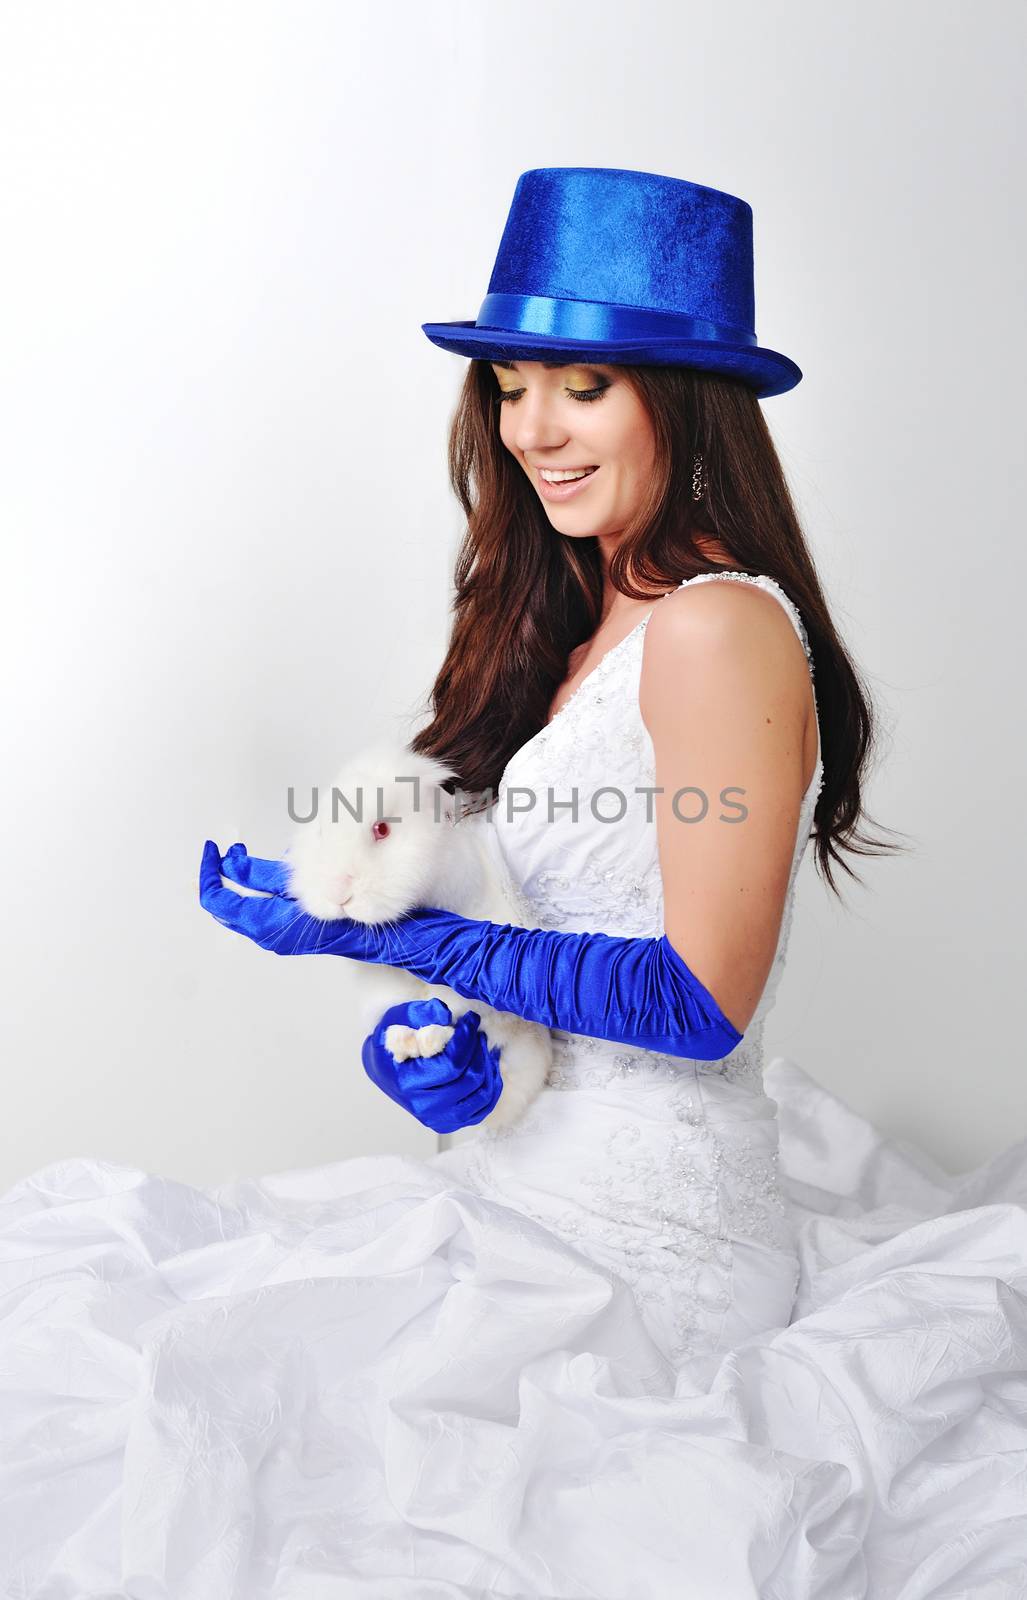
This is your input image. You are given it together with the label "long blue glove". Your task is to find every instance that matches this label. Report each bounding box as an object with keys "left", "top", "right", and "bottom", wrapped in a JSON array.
[
  {"left": 199, "top": 840, "right": 743, "bottom": 1063},
  {"left": 362, "top": 998, "right": 503, "bottom": 1133}
]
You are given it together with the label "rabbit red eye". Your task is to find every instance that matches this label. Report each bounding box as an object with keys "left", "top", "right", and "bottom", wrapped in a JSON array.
[{"left": 371, "top": 820, "right": 390, "bottom": 841}]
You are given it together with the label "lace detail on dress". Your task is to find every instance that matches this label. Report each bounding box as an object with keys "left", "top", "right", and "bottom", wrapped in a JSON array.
[
  {"left": 455, "top": 1072, "right": 792, "bottom": 1363},
  {"left": 531, "top": 856, "right": 665, "bottom": 937},
  {"left": 542, "top": 1022, "right": 768, "bottom": 1096}
]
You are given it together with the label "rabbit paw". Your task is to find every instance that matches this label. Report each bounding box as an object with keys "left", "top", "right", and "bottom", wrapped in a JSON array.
[{"left": 383, "top": 1021, "right": 455, "bottom": 1062}]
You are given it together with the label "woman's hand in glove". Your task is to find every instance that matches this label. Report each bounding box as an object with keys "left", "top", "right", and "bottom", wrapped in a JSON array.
[
  {"left": 362, "top": 998, "right": 504, "bottom": 1134},
  {"left": 199, "top": 838, "right": 744, "bottom": 1062}
]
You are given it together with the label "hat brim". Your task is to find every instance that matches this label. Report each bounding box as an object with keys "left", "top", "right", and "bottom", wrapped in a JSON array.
[{"left": 420, "top": 322, "right": 801, "bottom": 399}]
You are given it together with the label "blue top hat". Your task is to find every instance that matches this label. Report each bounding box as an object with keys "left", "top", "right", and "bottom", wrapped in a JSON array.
[{"left": 421, "top": 167, "right": 801, "bottom": 399}]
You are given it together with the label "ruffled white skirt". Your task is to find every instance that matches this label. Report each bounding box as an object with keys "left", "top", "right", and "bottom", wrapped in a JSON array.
[{"left": 1, "top": 1058, "right": 1025, "bottom": 1598}]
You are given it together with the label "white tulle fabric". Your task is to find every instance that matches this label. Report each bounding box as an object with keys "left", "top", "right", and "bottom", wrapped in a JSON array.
[{"left": 2, "top": 575, "right": 1026, "bottom": 1600}]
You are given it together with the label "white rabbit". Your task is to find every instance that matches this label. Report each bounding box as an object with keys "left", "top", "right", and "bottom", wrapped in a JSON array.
[{"left": 284, "top": 738, "right": 552, "bottom": 1133}]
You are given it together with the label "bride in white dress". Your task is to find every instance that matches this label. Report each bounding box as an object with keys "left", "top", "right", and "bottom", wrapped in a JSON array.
[
  {"left": 432, "top": 566, "right": 822, "bottom": 1371},
  {"left": 3, "top": 167, "right": 1026, "bottom": 1600}
]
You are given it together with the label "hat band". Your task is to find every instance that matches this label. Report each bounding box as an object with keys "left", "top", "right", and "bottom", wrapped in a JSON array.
[{"left": 475, "top": 292, "right": 756, "bottom": 348}]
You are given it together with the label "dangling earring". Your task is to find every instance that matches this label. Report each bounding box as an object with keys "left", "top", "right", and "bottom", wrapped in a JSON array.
[{"left": 691, "top": 452, "right": 706, "bottom": 502}]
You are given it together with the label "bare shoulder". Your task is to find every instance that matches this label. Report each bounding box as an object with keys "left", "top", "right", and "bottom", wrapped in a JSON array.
[
  {"left": 639, "top": 575, "right": 812, "bottom": 733},
  {"left": 646, "top": 573, "right": 807, "bottom": 655}
]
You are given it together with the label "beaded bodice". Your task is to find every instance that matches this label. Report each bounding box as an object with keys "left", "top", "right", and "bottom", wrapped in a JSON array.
[{"left": 486, "top": 570, "right": 824, "bottom": 1096}]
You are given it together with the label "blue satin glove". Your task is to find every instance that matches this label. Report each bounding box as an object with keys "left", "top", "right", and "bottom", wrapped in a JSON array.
[
  {"left": 199, "top": 839, "right": 743, "bottom": 1063},
  {"left": 362, "top": 998, "right": 503, "bottom": 1133}
]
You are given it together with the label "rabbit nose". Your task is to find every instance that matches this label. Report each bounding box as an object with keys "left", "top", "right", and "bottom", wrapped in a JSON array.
[{"left": 332, "top": 873, "right": 354, "bottom": 905}]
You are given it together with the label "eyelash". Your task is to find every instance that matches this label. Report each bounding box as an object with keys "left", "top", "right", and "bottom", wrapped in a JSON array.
[{"left": 495, "top": 384, "right": 610, "bottom": 406}]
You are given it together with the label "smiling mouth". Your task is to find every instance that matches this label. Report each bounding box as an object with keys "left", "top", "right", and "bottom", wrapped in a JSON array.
[{"left": 538, "top": 465, "right": 599, "bottom": 480}]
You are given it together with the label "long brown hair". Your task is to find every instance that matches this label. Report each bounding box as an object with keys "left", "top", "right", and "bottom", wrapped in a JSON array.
[{"left": 409, "top": 359, "right": 910, "bottom": 898}]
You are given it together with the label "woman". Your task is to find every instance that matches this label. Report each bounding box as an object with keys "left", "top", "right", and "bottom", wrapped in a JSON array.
[
  {"left": 9, "top": 169, "right": 1024, "bottom": 1598},
  {"left": 203, "top": 167, "right": 898, "bottom": 1372}
]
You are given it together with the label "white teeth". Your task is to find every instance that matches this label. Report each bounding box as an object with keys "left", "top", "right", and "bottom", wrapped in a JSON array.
[{"left": 540, "top": 466, "right": 597, "bottom": 482}]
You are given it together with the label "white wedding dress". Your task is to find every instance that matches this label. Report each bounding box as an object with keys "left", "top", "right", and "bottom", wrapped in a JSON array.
[
  {"left": 2, "top": 573, "right": 1026, "bottom": 1600},
  {"left": 434, "top": 571, "right": 821, "bottom": 1368}
]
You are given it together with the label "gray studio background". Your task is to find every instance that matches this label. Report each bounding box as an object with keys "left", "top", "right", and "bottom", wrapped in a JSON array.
[{"left": 1, "top": 0, "right": 1023, "bottom": 1191}]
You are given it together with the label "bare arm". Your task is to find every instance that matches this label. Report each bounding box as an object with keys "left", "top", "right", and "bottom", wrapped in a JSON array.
[{"left": 639, "top": 581, "right": 813, "bottom": 1033}]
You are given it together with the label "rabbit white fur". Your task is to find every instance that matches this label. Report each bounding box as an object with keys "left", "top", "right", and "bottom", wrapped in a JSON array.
[{"left": 285, "top": 739, "right": 552, "bottom": 1132}]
